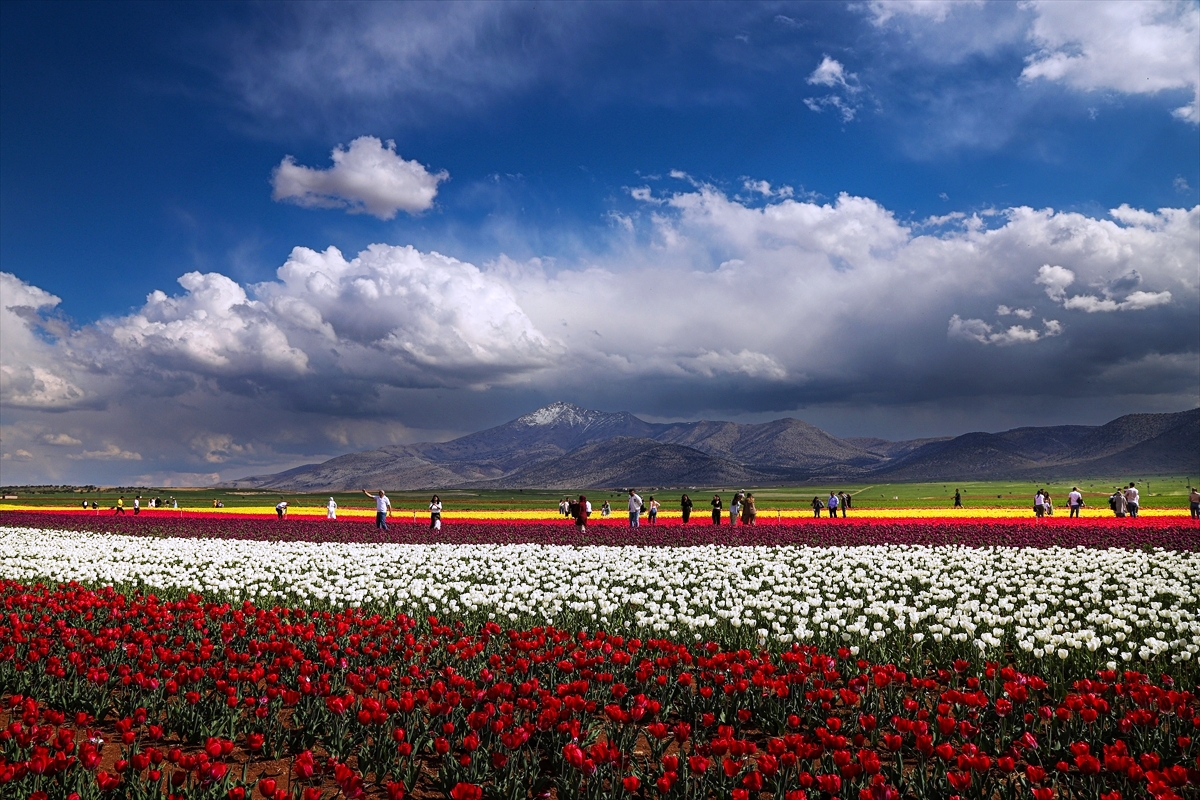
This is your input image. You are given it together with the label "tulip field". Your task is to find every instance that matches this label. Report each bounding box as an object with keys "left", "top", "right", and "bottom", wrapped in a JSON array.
[{"left": 1, "top": 508, "right": 1197, "bottom": 800}]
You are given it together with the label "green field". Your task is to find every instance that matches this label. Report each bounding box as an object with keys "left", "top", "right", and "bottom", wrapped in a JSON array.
[{"left": 2, "top": 476, "right": 1194, "bottom": 512}]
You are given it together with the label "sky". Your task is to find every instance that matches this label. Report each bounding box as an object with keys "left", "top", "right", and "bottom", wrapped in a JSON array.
[{"left": 1, "top": 0, "right": 1198, "bottom": 486}]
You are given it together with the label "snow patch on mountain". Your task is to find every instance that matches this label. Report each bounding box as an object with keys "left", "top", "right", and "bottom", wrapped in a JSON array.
[{"left": 516, "top": 402, "right": 601, "bottom": 428}]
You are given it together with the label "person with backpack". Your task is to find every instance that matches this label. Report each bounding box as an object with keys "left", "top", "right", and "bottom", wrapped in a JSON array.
[
  {"left": 627, "top": 489, "right": 642, "bottom": 528},
  {"left": 1067, "top": 487, "right": 1083, "bottom": 518},
  {"left": 1123, "top": 483, "right": 1140, "bottom": 518},
  {"left": 1109, "top": 489, "right": 1127, "bottom": 518}
]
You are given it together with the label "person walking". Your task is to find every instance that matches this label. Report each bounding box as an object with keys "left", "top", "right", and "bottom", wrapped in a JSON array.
[
  {"left": 1124, "top": 482, "right": 1140, "bottom": 518},
  {"left": 1067, "top": 487, "right": 1083, "bottom": 518},
  {"left": 627, "top": 489, "right": 642, "bottom": 528},
  {"left": 114, "top": 496, "right": 125, "bottom": 515},
  {"left": 429, "top": 495, "right": 442, "bottom": 530},
  {"left": 953, "top": 489, "right": 962, "bottom": 508},
  {"left": 827, "top": 492, "right": 839, "bottom": 519},
  {"left": 327, "top": 497, "right": 337, "bottom": 520},
  {"left": 1189, "top": 486, "right": 1200, "bottom": 519},
  {"left": 811, "top": 496, "right": 823, "bottom": 517},
  {"left": 573, "top": 495, "right": 589, "bottom": 533},
  {"left": 730, "top": 492, "right": 743, "bottom": 526},
  {"left": 680, "top": 494, "right": 693, "bottom": 524},
  {"left": 710, "top": 494, "right": 722, "bottom": 525},
  {"left": 275, "top": 500, "right": 288, "bottom": 520},
  {"left": 742, "top": 493, "right": 757, "bottom": 525},
  {"left": 647, "top": 496, "right": 660, "bottom": 524},
  {"left": 363, "top": 489, "right": 391, "bottom": 530},
  {"left": 133, "top": 496, "right": 141, "bottom": 516}
]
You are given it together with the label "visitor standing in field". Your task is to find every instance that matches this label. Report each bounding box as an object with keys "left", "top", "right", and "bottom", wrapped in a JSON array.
[
  {"left": 1067, "top": 487, "right": 1083, "bottom": 518},
  {"left": 827, "top": 492, "right": 839, "bottom": 519},
  {"left": 730, "top": 492, "right": 743, "bottom": 526},
  {"left": 133, "top": 496, "right": 141, "bottom": 515},
  {"left": 429, "top": 495, "right": 442, "bottom": 530},
  {"left": 837, "top": 491, "right": 848, "bottom": 517},
  {"left": 327, "top": 497, "right": 337, "bottom": 519},
  {"left": 627, "top": 489, "right": 642, "bottom": 527},
  {"left": 1189, "top": 486, "right": 1200, "bottom": 519},
  {"left": 573, "top": 495, "right": 589, "bottom": 533},
  {"left": 363, "top": 489, "right": 391, "bottom": 530},
  {"left": 680, "top": 494, "right": 693, "bottom": 524},
  {"left": 648, "top": 496, "right": 659, "bottom": 524},
  {"left": 1109, "top": 489, "right": 1126, "bottom": 517},
  {"left": 811, "top": 496, "right": 823, "bottom": 517},
  {"left": 1124, "top": 483, "right": 1139, "bottom": 518},
  {"left": 1044, "top": 491, "right": 1054, "bottom": 516},
  {"left": 710, "top": 494, "right": 722, "bottom": 524},
  {"left": 742, "top": 493, "right": 756, "bottom": 525},
  {"left": 954, "top": 489, "right": 962, "bottom": 508},
  {"left": 1033, "top": 489, "right": 1045, "bottom": 518}
]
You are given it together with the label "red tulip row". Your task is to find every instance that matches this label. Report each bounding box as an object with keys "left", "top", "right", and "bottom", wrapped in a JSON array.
[
  {"left": 2, "top": 511, "right": 1196, "bottom": 550},
  {"left": 1, "top": 580, "right": 1196, "bottom": 800}
]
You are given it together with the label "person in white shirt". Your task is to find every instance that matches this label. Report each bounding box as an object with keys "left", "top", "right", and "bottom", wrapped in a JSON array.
[
  {"left": 1033, "top": 490, "right": 1045, "bottom": 518},
  {"left": 1067, "top": 488, "right": 1083, "bottom": 518},
  {"left": 327, "top": 497, "right": 337, "bottom": 520},
  {"left": 363, "top": 489, "right": 391, "bottom": 530},
  {"left": 429, "top": 495, "right": 442, "bottom": 530},
  {"left": 275, "top": 500, "right": 288, "bottom": 519},
  {"left": 1123, "top": 483, "right": 1139, "bottom": 518},
  {"left": 627, "top": 490, "right": 642, "bottom": 528}
]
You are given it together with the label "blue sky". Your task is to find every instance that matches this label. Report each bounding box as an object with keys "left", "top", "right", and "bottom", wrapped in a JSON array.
[{"left": 2, "top": 0, "right": 1198, "bottom": 485}]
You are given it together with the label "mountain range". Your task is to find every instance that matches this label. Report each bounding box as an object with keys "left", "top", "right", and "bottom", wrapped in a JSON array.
[{"left": 225, "top": 402, "right": 1200, "bottom": 491}]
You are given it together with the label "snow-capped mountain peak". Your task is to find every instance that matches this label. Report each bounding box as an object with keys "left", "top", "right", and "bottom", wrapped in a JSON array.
[{"left": 516, "top": 402, "right": 600, "bottom": 428}]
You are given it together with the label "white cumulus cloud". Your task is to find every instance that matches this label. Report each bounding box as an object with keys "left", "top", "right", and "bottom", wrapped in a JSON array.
[
  {"left": 997, "top": 305, "right": 1035, "bottom": 319},
  {"left": 42, "top": 433, "right": 82, "bottom": 446},
  {"left": 271, "top": 136, "right": 448, "bottom": 219},
  {"left": 67, "top": 444, "right": 142, "bottom": 461},
  {"left": 948, "top": 315, "right": 1062, "bottom": 346},
  {"left": 1021, "top": 0, "right": 1200, "bottom": 123},
  {"left": 805, "top": 56, "right": 862, "bottom": 122},
  {"left": 106, "top": 272, "right": 310, "bottom": 376},
  {"left": 0, "top": 272, "right": 87, "bottom": 410}
]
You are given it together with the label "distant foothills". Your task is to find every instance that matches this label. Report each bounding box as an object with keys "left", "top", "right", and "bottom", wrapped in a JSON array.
[{"left": 224, "top": 402, "right": 1200, "bottom": 492}]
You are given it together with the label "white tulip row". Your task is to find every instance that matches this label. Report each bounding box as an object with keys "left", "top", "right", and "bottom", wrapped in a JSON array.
[{"left": 2, "top": 526, "right": 1197, "bottom": 667}]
